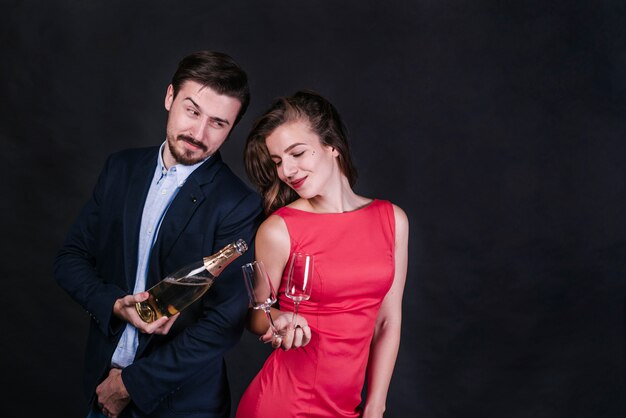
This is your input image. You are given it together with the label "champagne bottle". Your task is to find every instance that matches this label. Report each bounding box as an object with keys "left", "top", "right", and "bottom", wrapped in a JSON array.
[{"left": 135, "top": 239, "right": 248, "bottom": 323}]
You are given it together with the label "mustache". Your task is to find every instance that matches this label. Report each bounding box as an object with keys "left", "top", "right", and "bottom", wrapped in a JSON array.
[{"left": 177, "top": 135, "right": 207, "bottom": 152}]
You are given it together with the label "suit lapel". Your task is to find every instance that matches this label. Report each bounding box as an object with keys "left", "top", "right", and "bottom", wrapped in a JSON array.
[
  {"left": 146, "top": 152, "right": 223, "bottom": 285},
  {"left": 122, "top": 148, "right": 158, "bottom": 291}
]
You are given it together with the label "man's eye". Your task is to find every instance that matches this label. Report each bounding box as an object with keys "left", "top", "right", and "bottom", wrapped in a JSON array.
[
  {"left": 187, "top": 108, "right": 199, "bottom": 116},
  {"left": 209, "top": 120, "right": 227, "bottom": 129}
]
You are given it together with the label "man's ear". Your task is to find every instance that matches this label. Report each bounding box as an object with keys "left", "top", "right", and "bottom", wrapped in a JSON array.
[{"left": 164, "top": 84, "right": 174, "bottom": 111}]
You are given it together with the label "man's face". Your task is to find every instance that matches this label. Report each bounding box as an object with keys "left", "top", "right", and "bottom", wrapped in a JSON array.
[{"left": 162, "top": 80, "right": 241, "bottom": 167}]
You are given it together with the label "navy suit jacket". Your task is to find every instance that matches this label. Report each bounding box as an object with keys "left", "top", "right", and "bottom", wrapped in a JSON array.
[{"left": 54, "top": 147, "right": 263, "bottom": 417}]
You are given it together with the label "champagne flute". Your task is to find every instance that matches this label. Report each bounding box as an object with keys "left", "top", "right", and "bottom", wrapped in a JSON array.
[
  {"left": 242, "top": 261, "right": 280, "bottom": 338},
  {"left": 285, "top": 252, "right": 314, "bottom": 326}
]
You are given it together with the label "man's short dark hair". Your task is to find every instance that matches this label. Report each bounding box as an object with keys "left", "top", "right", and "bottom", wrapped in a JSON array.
[{"left": 171, "top": 50, "right": 250, "bottom": 125}]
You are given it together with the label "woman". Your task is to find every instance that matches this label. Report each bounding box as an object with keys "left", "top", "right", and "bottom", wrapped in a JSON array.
[{"left": 236, "top": 90, "right": 409, "bottom": 418}]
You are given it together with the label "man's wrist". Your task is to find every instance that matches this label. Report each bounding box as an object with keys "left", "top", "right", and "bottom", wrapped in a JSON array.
[{"left": 116, "top": 369, "right": 130, "bottom": 399}]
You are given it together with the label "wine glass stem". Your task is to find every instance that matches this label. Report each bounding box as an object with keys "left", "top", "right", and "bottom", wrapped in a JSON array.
[
  {"left": 264, "top": 307, "right": 278, "bottom": 336},
  {"left": 292, "top": 302, "right": 300, "bottom": 327}
]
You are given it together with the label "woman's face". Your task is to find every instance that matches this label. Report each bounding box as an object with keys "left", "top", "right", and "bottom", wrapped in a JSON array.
[{"left": 265, "top": 120, "right": 339, "bottom": 198}]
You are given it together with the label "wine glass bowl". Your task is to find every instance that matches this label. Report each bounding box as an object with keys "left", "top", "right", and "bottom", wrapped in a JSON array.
[
  {"left": 242, "top": 261, "right": 279, "bottom": 337},
  {"left": 285, "top": 252, "right": 314, "bottom": 325}
]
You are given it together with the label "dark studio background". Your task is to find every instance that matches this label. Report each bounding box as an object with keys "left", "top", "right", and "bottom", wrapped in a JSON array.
[{"left": 2, "top": 1, "right": 626, "bottom": 417}]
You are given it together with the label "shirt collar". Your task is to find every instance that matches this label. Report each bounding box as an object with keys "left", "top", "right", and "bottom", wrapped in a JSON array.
[{"left": 157, "top": 142, "right": 209, "bottom": 187}]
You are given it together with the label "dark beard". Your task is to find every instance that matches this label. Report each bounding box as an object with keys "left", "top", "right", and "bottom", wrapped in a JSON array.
[{"left": 167, "top": 134, "right": 208, "bottom": 165}]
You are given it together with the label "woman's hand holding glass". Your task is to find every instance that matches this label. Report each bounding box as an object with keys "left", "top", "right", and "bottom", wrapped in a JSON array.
[
  {"left": 262, "top": 251, "right": 315, "bottom": 350},
  {"left": 259, "top": 312, "right": 312, "bottom": 350},
  {"left": 243, "top": 260, "right": 312, "bottom": 350}
]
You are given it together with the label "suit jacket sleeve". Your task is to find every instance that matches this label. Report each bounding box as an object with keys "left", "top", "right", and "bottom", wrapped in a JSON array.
[{"left": 53, "top": 153, "right": 129, "bottom": 336}]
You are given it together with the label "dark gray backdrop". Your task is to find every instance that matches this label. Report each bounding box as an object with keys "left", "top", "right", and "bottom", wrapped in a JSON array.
[{"left": 2, "top": 1, "right": 625, "bottom": 417}]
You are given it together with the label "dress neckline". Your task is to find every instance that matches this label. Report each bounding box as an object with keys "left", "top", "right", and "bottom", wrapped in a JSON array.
[{"left": 279, "top": 199, "right": 378, "bottom": 215}]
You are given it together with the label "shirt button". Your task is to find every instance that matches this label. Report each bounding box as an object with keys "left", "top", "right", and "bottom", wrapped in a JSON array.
[{"left": 161, "top": 189, "right": 167, "bottom": 195}]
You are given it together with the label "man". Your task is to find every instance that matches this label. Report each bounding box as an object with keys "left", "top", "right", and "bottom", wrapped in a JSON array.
[{"left": 54, "top": 50, "right": 263, "bottom": 418}]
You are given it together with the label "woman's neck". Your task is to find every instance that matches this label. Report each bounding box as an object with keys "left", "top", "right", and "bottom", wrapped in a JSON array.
[{"left": 291, "top": 177, "right": 371, "bottom": 214}]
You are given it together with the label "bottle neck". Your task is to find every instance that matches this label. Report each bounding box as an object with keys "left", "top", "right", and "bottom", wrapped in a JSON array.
[{"left": 202, "top": 239, "right": 247, "bottom": 277}]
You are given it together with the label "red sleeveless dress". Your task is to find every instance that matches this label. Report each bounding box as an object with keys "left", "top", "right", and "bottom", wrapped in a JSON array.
[{"left": 236, "top": 199, "right": 396, "bottom": 418}]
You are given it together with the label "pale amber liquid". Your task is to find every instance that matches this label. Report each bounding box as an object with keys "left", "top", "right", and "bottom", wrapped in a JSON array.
[{"left": 135, "top": 277, "right": 214, "bottom": 323}]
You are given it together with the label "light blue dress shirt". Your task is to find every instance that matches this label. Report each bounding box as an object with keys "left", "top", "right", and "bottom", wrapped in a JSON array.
[{"left": 110, "top": 143, "right": 207, "bottom": 368}]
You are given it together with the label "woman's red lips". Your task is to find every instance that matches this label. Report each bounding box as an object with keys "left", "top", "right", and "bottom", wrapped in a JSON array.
[{"left": 291, "top": 177, "right": 306, "bottom": 189}]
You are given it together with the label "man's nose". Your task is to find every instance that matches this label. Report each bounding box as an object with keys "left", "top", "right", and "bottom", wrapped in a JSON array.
[{"left": 190, "top": 118, "right": 210, "bottom": 140}]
